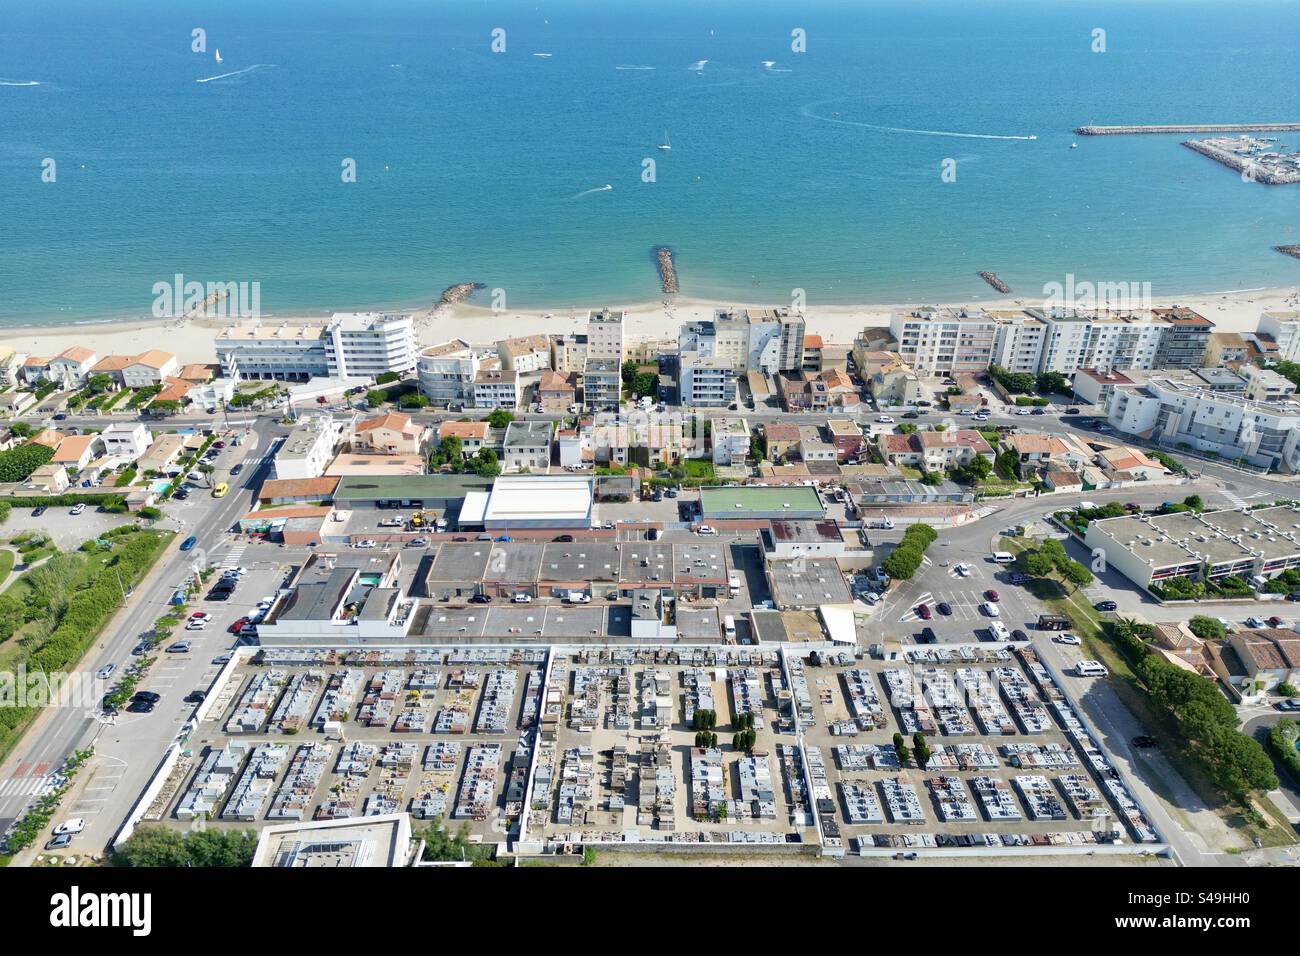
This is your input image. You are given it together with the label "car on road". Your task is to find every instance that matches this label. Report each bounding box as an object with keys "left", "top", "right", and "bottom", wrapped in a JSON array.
[
  {"left": 915, "top": 603, "right": 932, "bottom": 620},
  {"left": 354, "top": 539, "right": 377, "bottom": 549},
  {"left": 985, "top": 589, "right": 1000, "bottom": 602},
  {"left": 212, "top": 482, "right": 228, "bottom": 498},
  {"left": 230, "top": 463, "right": 243, "bottom": 476},
  {"left": 126, "top": 699, "right": 155, "bottom": 713},
  {"left": 902, "top": 411, "right": 919, "bottom": 419},
  {"left": 213, "top": 440, "right": 226, "bottom": 448},
  {"left": 45, "top": 833, "right": 74, "bottom": 851},
  {"left": 180, "top": 536, "right": 197, "bottom": 551},
  {"left": 1054, "top": 633, "right": 1081, "bottom": 646},
  {"left": 1276, "top": 699, "right": 1300, "bottom": 712},
  {"left": 1065, "top": 407, "right": 1080, "bottom": 415},
  {"left": 696, "top": 525, "right": 717, "bottom": 536},
  {"left": 167, "top": 641, "right": 192, "bottom": 653},
  {"left": 469, "top": 594, "right": 492, "bottom": 604},
  {"left": 96, "top": 663, "right": 116, "bottom": 680},
  {"left": 936, "top": 602, "right": 952, "bottom": 616},
  {"left": 1015, "top": 408, "right": 1032, "bottom": 416},
  {"left": 1245, "top": 616, "right": 1266, "bottom": 628},
  {"left": 1094, "top": 600, "right": 1118, "bottom": 612},
  {"left": 408, "top": 537, "right": 429, "bottom": 548},
  {"left": 1131, "top": 735, "right": 1157, "bottom": 748},
  {"left": 1075, "top": 660, "right": 1109, "bottom": 677},
  {"left": 52, "top": 412, "right": 67, "bottom": 421},
  {"left": 874, "top": 415, "right": 894, "bottom": 424},
  {"left": 69, "top": 502, "right": 86, "bottom": 516}
]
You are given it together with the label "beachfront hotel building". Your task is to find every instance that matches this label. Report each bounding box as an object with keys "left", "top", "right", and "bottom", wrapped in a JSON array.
[
  {"left": 582, "top": 358, "right": 621, "bottom": 412},
  {"left": 586, "top": 308, "right": 625, "bottom": 363},
  {"left": 1102, "top": 370, "right": 1300, "bottom": 471},
  {"left": 679, "top": 307, "right": 806, "bottom": 375},
  {"left": 677, "top": 351, "right": 735, "bottom": 408},
  {"left": 216, "top": 312, "right": 415, "bottom": 382},
  {"left": 1151, "top": 307, "right": 1214, "bottom": 369},
  {"left": 323, "top": 312, "right": 416, "bottom": 379},
  {"left": 551, "top": 333, "right": 589, "bottom": 374}
]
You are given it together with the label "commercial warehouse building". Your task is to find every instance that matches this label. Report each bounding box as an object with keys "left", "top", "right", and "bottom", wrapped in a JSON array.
[
  {"left": 698, "top": 485, "right": 825, "bottom": 521},
  {"left": 1084, "top": 504, "right": 1300, "bottom": 591}
]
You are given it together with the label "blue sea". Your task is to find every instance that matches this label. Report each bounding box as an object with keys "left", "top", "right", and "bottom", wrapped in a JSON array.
[{"left": 0, "top": 0, "right": 1297, "bottom": 325}]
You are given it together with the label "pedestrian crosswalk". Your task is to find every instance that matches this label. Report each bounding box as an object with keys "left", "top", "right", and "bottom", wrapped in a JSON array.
[
  {"left": 1220, "top": 489, "right": 1262, "bottom": 510},
  {"left": 221, "top": 544, "right": 247, "bottom": 570},
  {"left": 0, "top": 774, "right": 53, "bottom": 799}
]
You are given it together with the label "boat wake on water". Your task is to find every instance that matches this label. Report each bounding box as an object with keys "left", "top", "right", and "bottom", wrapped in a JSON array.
[
  {"left": 616, "top": 65, "right": 655, "bottom": 71},
  {"left": 0, "top": 79, "right": 41, "bottom": 87},
  {"left": 571, "top": 184, "right": 614, "bottom": 199},
  {"left": 196, "top": 64, "right": 276, "bottom": 84},
  {"left": 800, "top": 102, "right": 1036, "bottom": 141}
]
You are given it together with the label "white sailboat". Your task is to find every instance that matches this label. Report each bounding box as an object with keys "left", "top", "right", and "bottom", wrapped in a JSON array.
[
  {"left": 215, "top": 48, "right": 223, "bottom": 64},
  {"left": 658, "top": 129, "right": 671, "bottom": 151}
]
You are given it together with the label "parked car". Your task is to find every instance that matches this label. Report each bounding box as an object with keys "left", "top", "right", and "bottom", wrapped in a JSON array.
[
  {"left": 1015, "top": 408, "right": 1032, "bottom": 416},
  {"left": 936, "top": 602, "right": 952, "bottom": 616},
  {"left": 212, "top": 654, "right": 232, "bottom": 665},
  {"left": 408, "top": 537, "right": 429, "bottom": 548},
  {"left": 96, "top": 663, "right": 116, "bottom": 680},
  {"left": 133, "top": 691, "right": 161, "bottom": 703},
  {"left": 70, "top": 502, "right": 86, "bottom": 516},
  {"left": 183, "top": 690, "right": 207, "bottom": 704},
  {"left": 1131, "top": 735, "right": 1157, "bottom": 748},
  {"left": 554, "top": 534, "right": 574, "bottom": 542},
  {"left": 874, "top": 415, "right": 895, "bottom": 424},
  {"left": 984, "top": 589, "right": 1000, "bottom": 602},
  {"left": 228, "top": 617, "right": 250, "bottom": 634},
  {"left": 354, "top": 539, "right": 377, "bottom": 549},
  {"left": 1054, "top": 633, "right": 1081, "bottom": 646},
  {"left": 167, "top": 641, "right": 192, "bottom": 653},
  {"left": 1030, "top": 407, "right": 1045, "bottom": 415},
  {"left": 126, "top": 699, "right": 155, "bottom": 714},
  {"left": 696, "top": 525, "right": 717, "bottom": 536},
  {"left": 469, "top": 594, "right": 492, "bottom": 604},
  {"left": 511, "top": 593, "right": 532, "bottom": 603},
  {"left": 1267, "top": 616, "right": 1292, "bottom": 629},
  {"left": 184, "top": 619, "right": 207, "bottom": 631},
  {"left": 32, "top": 504, "right": 47, "bottom": 517},
  {"left": 902, "top": 411, "right": 919, "bottom": 419},
  {"left": 915, "top": 603, "right": 932, "bottom": 620},
  {"left": 45, "top": 833, "right": 74, "bottom": 850},
  {"left": 1276, "top": 699, "right": 1300, "bottom": 712},
  {"left": 173, "top": 489, "right": 190, "bottom": 500},
  {"left": 1094, "top": 600, "right": 1118, "bottom": 612},
  {"left": 189, "top": 611, "right": 211, "bottom": 622},
  {"left": 52, "top": 818, "right": 86, "bottom": 836},
  {"left": 1010, "top": 629, "right": 1029, "bottom": 642},
  {"left": 1245, "top": 616, "right": 1266, "bottom": 628},
  {"left": 980, "top": 602, "right": 1000, "bottom": 617}
]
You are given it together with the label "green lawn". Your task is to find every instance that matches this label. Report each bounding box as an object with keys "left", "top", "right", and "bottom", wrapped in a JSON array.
[
  {"left": 681, "top": 459, "right": 714, "bottom": 480},
  {"left": 0, "top": 549, "right": 13, "bottom": 587}
]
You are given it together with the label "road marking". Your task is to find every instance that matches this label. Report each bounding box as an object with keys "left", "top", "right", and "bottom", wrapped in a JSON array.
[{"left": 0, "top": 775, "right": 52, "bottom": 797}]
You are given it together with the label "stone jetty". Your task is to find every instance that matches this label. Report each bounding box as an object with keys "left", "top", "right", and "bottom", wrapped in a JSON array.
[
  {"left": 1276, "top": 246, "right": 1300, "bottom": 261},
  {"left": 978, "top": 271, "right": 1011, "bottom": 294},
  {"left": 438, "top": 282, "right": 484, "bottom": 305},
  {"left": 1182, "top": 139, "right": 1300, "bottom": 185},
  {"left": 1076, "top": 123, "right": 1300, "bottom": 136},
  {"left": 655, "top": 247, "right": 678, "bottom": 294}
]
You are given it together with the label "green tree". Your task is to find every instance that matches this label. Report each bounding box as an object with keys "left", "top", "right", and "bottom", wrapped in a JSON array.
[
  {"left": 0, "top": 441, "right": 55, "bottom": 483},
  {"left": 365, "top": 390, "right": 385, "bottom": 408},
  {"left": 486, "top": 408, "right": 514, "bottom": 429},
  {"left": 111, "top": 825, "right": 257, "bottom": 867},
  {"left": 892, "top": 732, "right": 911, "bottom": 766},
  {"left": 1184, "top": 494, "right": 1204, "bottom": 512},
  {"left": 1187, "top": 615, "right": 1227, "bottom": 641},
  {"left": 912, "top": 731, "right": 932, "bottom": 769}
]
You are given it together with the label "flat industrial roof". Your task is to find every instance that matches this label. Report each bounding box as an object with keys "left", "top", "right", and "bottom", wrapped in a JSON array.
[
  {"left": 767, "top": 557, "right": 852, "bottom": 606},
  {"left": 334, "top": 474, "right": 494, "bottom": 500},
  {"left": 699, "top": 484, "right": 823, "bottom": 517},
  {"left": 483, "top": 475, "right": 593, "bottom": 524},
  {"left": 539, "top": 543, "right": 620, "bottom": 582}
]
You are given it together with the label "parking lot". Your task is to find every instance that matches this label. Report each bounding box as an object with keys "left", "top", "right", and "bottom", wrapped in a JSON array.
[{"left": 2, "top": 503, "right": 130, "bottom": 553}]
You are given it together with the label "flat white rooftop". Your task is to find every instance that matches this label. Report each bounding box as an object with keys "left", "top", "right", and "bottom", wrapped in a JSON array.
[{"left": 483, "top": 475, "right": 594, "bottom": 527}]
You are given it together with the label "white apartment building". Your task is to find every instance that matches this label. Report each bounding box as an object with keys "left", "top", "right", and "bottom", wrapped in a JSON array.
[
  {"left": 1243, "top": 366, "right": 1297, "bottom": 403},
  {"left": 324, "top": 312, "right": 416, "bottom": 379},
  {"left": 680, "top": 314, "right": 750, "bottom": 371},
  {"left": 416, "top": 340, "right": 476, "bottom": 404},
  {"left": 1038, "top": 312, "right": 1166, "bottom": 374},
  {"left": 711, "top": 417, "right": 751, "bottom": 466},
  {"left": 678, "top": 351, "right": 735, "bottom": 407},
  {"left": 986, "top": 311, "right": 1047, "bottom": 374},
  {"left": 122, "top": 349, "right": 179, "bottom": 387},
  {"left": 1105, "top": 372, "right": 1300, "bottom": 471},
  {"left": 587, "top": 309, "right": 625, "bottom": 363},
  {"left": 890, "top": 308, "right": 996, "bottom": 377},
  {"left": 273, "top": 415, "right": 346, "bottom": 480},
  {"left": 681, "top": 307, "right": 805, "bottom": 374},
  {"left": 498, "top": 334, "right": 552, "bottom": 374},
  {"left": 470, "top": 366, "right": 519, "bottom": 409},
  {"left": 216, "top": 324, "right": 330, "bottom": 381},
  {"left": 1257, "top": 310, "right": 1300, "bottom": 362},
  {"left": 502, "top": 420, "right": 553, "bottom": 472}
]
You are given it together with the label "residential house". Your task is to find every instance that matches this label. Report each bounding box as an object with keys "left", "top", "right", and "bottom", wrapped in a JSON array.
[
  {"left": 764, "top": 423, "right": 801, "bottom": 462},
  {"left": 1002, "top": 433, "right": 1093, "bottom": 479},
  {"left": 21, "top": 356, "right": 50, "bottom": 386},
  {"left": 778, "top": 374, "right": 828, "bottom": 413},
  {"left": 817, "top": 368, "right": 860, "bottom": 408},
  {"left": 798, "top": 425, "right": 836, "bottom": 463},
  {"left": 416, "top": 340, "right": 476, "bottom": 405},
  {"left": 878, "top": 429, "right": 994, "bottom": 473},
  {"left": 1205, "top": 332, "right": 1249, "bottom": 368},
  {"left": 502, "top": 420, "right": 553, "bottom": 472},
  {"left": 1096, "top": 445, "right": 1167, "bottom": 483},
  {"left": 537, "top": 370, "right": 577, "bottom": 414},
  {"left": 1228, "top": 629, "right": 1300, "bottom": 693},
  {"left": 89, "top": 355, "right": 133, "bottom": 388},
  {"left": 436, "top": 421, "right": 491, "bottom": 460},
  {"left": 52, "top": 434, "right": 102, "bottom": 472},
  {"left": 801, "top": 334, "right": 824, "bottom": 373},
  {"left": 100, "top": 422, "right": 153, "bottom": 461},
  {"left": 825, "top": 419, "right": 864, "bottom": 463},
  {"left": 273, "top": 415, "right": 346, "bottom": 480},
  {"left": 27, "top": 463, "right": 70, "bottom": 493},
  {"left": 352, "top": 411, "right": 429, "bottom": 456},
  {"left": 471, "top": 363, "right": 519, "bottom": 410},
  {"left": 46, "top": 346, "right": 98, "bottom": 388},
  {"left": 551, "top": 334, "right": 589, "bottom": 375},
  {"left": 123, "top": 350, "right": 180, "bottom": 387},
  {"left": 0, "top": 391, "right": 37, "bottom": 416}
]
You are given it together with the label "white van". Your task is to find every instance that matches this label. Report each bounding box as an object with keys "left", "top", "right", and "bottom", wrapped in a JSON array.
[
  {"left": 723, "top": 615, "right": 736, "bottom": 640},
  {"left": 728, "top": 574, "right": 741, "bottom": 598},
  {"left": 989, "top": 621, "right": 1010, "bottom": 641},
  {"left": 1076, "top": 660, "right": 1109, "bottom": 678},
  {"left": 991, "top": 551, "right": 1015, "bottom": 564}
]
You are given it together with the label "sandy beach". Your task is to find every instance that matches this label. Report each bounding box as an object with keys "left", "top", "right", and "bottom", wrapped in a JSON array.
[{"left": 4, "top": 287, "right": 1298, "bottom": 366}]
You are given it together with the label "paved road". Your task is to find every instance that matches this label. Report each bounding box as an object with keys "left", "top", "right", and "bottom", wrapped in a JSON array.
[{"left": 0, "top": 417, "right": 287, "bottom": 853}]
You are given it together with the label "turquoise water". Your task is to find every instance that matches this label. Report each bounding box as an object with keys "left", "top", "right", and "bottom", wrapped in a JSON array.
[{"left": 0, "top": 0, "right": 1297, "bottom": 324}]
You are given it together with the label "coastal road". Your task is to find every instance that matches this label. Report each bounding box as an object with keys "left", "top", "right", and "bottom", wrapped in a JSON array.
[{"left": 0, "top": 417, "right": 285, "bottom": 852}]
